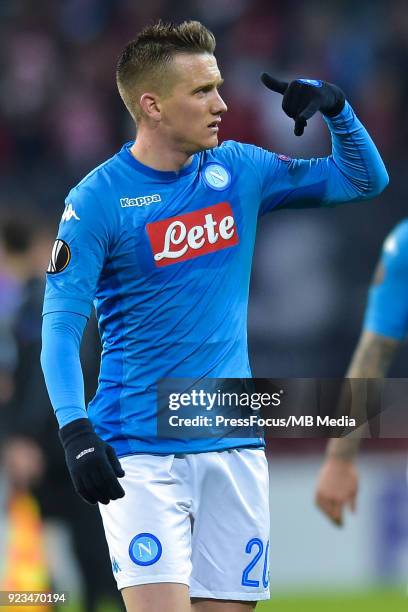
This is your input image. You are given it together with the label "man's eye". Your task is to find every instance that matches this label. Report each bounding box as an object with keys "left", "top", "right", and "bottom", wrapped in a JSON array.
[{"left": 195, "top": 84, "right": 222, "bottom": 95}]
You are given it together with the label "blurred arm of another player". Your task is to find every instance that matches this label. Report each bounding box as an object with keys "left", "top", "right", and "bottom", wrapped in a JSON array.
[{"left": 315, "top": 220, "right": 408, "bottom": 526}]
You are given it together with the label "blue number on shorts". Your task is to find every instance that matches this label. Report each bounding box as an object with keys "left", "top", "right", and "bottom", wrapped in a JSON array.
[
  {"left": 241, "top": 538, "right": 264, "bottom": 587},
  {"left": 262, "top": 541, "right": 270, "bottom": 588}
]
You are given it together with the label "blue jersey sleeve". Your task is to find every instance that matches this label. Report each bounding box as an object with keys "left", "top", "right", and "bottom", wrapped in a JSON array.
[
  {"left": 363, "top": 220, "right": 408, "bottom": 340},
  {"left": 43, "top": 182, "right": 114, "bottom": 317},
  {"left": 41, "top": 310, "right": 88, "bottom": 427},
  {"left": 232, "top": 102, "right": 388, "bottom": 216}
]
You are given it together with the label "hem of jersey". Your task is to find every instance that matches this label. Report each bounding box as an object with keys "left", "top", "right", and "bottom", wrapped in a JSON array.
[
  {"left": 42, "top": 297, "right": 92, "bottom": 317},
  {"left": 363, "top": 322, "right": 403, "bottom": 341},
  {"left": 189, "top": 589, "right": 270, "bottom": 601},
  {"left": 115, "top": 440, "right": 265, "bottom": 458},
  {"left": 116, "top": 575, "right": 189, "bottom": 591}
]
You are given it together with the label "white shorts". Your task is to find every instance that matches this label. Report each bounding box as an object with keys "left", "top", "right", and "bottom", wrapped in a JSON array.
[{"left": 99, "top": 448, "right": 270, "bottom": 601}]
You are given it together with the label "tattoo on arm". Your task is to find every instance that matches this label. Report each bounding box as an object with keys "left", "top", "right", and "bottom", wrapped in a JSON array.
[
  {"left": 346, "top": 331, "right": 399, "bottom": 378},
  {"left": 327, "top": 331, "right": 400, "bottom": 460}
]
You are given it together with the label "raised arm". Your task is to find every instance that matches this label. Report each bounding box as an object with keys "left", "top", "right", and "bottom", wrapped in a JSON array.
[{"left": 255, "top": 76, "right": 388, "bottom": 215}]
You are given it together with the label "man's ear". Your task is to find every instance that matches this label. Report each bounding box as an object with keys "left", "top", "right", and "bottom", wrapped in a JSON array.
[{"left": 139, "top": 93, "right": 162, "bottom": 122}]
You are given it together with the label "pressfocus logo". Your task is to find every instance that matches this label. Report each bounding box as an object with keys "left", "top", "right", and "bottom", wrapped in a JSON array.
[{"left": 157, "top": 378, "right": 408, "bottom": 439}]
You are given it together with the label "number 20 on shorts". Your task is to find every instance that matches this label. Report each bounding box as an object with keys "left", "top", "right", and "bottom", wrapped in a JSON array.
[{"left": 241, "top": 538, "right": 270, "bottom": 588}]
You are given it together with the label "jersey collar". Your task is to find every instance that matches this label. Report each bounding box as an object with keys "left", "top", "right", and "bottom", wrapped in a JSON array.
[{"left": 118, "top": 142, "right": 199, "bottom": 181}]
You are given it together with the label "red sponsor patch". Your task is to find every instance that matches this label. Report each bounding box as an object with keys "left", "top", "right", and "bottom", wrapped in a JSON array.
[
  {"left": 146, "top": 202, "right": 239, "bottom": 267},
  {"left": 278, "top": 154, "right": 291, "bottom": 162}
]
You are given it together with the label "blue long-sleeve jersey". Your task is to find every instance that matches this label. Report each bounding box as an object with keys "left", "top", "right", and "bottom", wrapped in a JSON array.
[{"left": 41, "top": 102, "right": 388, "bottom": 456}]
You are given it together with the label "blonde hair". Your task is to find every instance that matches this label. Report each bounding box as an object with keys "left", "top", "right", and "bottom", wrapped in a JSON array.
[{"left": 116, "top": 20, "right": 216, "bottom": 123}]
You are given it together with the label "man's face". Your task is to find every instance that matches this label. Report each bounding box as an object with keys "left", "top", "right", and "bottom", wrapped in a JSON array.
[{"left": 158, "top": 53, "right": 227, "bottom": 154}]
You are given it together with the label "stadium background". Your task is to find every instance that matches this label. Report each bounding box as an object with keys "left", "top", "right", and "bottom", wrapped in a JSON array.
[{"left": 0, "top": 0, "right": 407, "bottom": 610}]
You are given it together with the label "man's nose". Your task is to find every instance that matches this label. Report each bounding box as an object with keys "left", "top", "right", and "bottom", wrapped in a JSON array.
[{"left": 212, "top": 91, "right": 228, "bottom": 115}]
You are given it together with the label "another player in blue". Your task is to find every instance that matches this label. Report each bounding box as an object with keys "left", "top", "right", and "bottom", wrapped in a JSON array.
[
  {"left": 41, "top": 20, "right": 388, "bottom": 612},
  {"left": 316, "top": 220, "right": 407, "bottom": 527}
]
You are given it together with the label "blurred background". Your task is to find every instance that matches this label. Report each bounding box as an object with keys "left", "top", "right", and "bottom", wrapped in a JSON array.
[{"left": 0, "top": 0, "right": 407, "bottom": 610}]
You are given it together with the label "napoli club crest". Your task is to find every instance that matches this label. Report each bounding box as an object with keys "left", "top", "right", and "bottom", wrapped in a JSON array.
[
  {"left": 203, "top": 163, "right": 231, "bottom": 191},
  {"left": 129, "top": 533, "right": 162, "bottom": 566}
]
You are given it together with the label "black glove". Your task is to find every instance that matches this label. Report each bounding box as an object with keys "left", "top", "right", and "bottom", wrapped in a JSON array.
[
  {"left": 59, "top": 418, "right": 125, "bottom": 505},
  {"left": 261, "top": 74, "right": 345, "bottom": 136}
]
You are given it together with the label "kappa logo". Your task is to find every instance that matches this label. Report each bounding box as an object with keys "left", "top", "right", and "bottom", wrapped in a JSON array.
[
  {"left": 146, "top": 202, "right": 239, "bottom": 267},
  {"left": 120, "top": 194, "right": 162, "bottom": 208},
  {"left": 62, "top": 203, "right": 80, "bottom": 222}
]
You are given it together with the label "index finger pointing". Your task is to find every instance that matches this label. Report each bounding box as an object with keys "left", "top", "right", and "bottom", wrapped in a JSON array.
[{"left": 261, "top": 73, "right": 288, "bottom": 95}]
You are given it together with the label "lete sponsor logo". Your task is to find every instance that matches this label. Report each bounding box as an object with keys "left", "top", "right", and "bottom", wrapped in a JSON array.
[{"left": 146, "top": 202, "right": 239, "bottom": 267}]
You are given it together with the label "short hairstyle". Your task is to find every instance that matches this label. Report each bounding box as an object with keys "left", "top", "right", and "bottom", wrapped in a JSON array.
[{"left": 116, "top": 20, "right": 216, "bottom": 123}]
